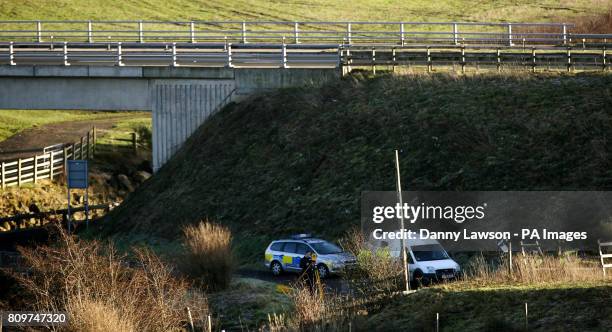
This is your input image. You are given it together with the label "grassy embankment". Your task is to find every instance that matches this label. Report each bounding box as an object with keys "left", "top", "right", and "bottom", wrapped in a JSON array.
[
  {"left": 0, "top": 0, "right": 607, "bottom": 24},
  {"left": 101, "top": 71, "right": 612, "bottom": 262}
]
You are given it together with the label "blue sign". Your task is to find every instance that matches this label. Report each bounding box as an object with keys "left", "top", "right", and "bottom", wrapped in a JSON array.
[{"left": 67, "top": 160, "right": 88, "bottom": 189}]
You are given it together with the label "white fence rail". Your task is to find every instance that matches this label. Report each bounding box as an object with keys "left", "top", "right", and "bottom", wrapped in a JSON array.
[
  {"left": 0, "top": 20, "right": 610, "bottom": 46},
  {"left": 0, "top": 128, "right": 95, "bottom": 189},
  {"left": 599, "top": 239, "right": 612, "bottom": 277}
]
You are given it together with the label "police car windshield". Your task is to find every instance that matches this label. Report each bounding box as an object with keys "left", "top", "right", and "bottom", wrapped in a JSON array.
[
  {"left": 411, "top": 244, "right": 449, "bottom": 261},
  {"left": 310, "top": 241, "right": 343, "bottom": 255}
]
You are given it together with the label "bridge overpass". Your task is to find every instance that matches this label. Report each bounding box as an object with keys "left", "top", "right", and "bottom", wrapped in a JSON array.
[{"left": 0, "top": 20, "right": 610, "bottom": 171}]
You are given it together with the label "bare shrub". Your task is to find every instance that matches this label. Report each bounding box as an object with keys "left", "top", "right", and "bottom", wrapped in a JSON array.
[
  {"left": 340, "top": 228, "right": 403, "bottom": 297},
  {"left": 464, "top": 252, "right": 607, "bottom": 286},
  {"left": 16, "top": 227, "right": 208, "bottom": 332},
  {"left": 273, "top": 279, "right": 354, "bottom": 331},
  {"left": 179, "top": 220, "right": 234, "bottom": 291}
]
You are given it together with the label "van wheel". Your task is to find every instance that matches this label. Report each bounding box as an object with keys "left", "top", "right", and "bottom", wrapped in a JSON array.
[
  {"left": 317, "top": 264, "right": 329, "bottom": 279},
  {"left": 270, "top": 261, "right": 283, "bottom": 276}
]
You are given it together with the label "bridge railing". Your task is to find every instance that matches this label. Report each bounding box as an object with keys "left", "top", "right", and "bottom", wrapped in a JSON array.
[{"left": 2, "top": 20, "right": 609, "bottom": 47}]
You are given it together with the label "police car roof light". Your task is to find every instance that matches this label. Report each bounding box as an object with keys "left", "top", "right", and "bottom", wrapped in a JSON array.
[{"left": 291, "top": 233, "right": 313, "bottom": 240}]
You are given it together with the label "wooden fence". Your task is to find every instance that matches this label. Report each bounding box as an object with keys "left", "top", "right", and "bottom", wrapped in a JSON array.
[{"left": 0, "top": 127, "right": 96, "bottom": 189}]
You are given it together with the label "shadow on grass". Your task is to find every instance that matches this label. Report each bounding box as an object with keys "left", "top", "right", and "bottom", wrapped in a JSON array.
[{"left": 359, "top": 284, "right": 612, "bottom": 331}]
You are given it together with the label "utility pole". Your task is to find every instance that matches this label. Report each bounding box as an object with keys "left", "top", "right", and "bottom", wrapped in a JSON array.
[{"left": 395, "top": 149, "right": 414, "bottom": 294}]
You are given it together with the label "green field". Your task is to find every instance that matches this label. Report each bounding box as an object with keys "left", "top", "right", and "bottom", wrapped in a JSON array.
[
  {"left": 0, "top": 0, "right": 607, "bottom": 23},
  {"left": 0, "top": 110, "right": 139, "bottom": 142}
]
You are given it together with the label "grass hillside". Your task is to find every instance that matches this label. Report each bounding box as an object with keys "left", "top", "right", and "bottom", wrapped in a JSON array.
[
  {"left": 0, "top": 0, "right": 607, "bottom": 23},
  {"left": 361, "top": 282, "right": 612, "bottom": 331},
  {"left": 101, "top": 72, "right": 612, "bottom": 259}
]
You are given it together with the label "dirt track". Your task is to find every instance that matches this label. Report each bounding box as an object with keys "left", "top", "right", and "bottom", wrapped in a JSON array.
[{"left": 0, "top": 117, "right": 136, "bottom": 161}]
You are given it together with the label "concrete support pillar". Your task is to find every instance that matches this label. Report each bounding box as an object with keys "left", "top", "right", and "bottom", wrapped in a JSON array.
[{"left": 152, "top": 80, "right": 235, "bottom": 172}]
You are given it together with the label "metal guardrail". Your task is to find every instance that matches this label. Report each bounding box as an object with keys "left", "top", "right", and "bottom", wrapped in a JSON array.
[
  {"left": 0, "top": 20, "right": 610, "bottom": 46},
  {"left": 0, "top": 21, "right": 610, "bottom": 70}
]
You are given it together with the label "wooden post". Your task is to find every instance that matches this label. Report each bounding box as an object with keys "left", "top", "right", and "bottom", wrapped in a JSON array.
[
  {"left": 86, "top": 130, "right": 91, "bottom": 159},
  {"left": 71, "top": 143, "right": 76, "bottom": 160},
  {"left": 92, "top": 127, "right": 96, "bottom": 157},
  {"left": 132, "top": 132, "right": 137, "bottom": 153},
  {"left": 17, "top": 158, "right": 22, "bottom": 186},
  {"left": 49, "top": 152, "right": 54, "bottom": 180},
  {"left": 80, "top": 137, "right": 84, "bottom": 159},
  {"left": 63, "top": 146, "right": 69, "bottom": 175},
  {"left": 509, "top": 241, "right": 513, "bottom": 277},
  {"left": 33, "top": 154, "right": 38, "bottom": 184}
]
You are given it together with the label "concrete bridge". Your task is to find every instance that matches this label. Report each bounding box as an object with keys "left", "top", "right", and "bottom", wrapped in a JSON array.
[
  {"left": 0, "top": 65, "right": 339, "bottom": 171},
  {"left": 1, "top": 20, "right": 610, "bottom": 171}
]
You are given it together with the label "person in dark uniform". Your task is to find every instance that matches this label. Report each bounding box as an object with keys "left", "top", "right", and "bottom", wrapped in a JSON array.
[{"left": 299, "top": 251, "right": 317, "bottom": 293}]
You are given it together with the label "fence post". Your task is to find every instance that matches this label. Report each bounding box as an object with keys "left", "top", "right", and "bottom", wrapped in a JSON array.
[
  {"left": 190, "top": 21, "right": 196, "bottom": 43},
  {"left": 138, "top": 20, "right": 144, "bottom": 43},
  {"left": 172, "top": 43, "right": 178, "bottom": 67},
  {"left": 63, "top": 146, "right": 69, "bottom": 175},
  {"left": 507, "top": 23, "right": 513, "bottom": 46},
  {"left": 461, "top": 45, "right": 466, "bottom": 73},
  {"left": 453, "top": 23, "right": 459, "bottom": 45},
  {"left": 63, "top": 42, "right": 70, "bottom": 66},
  {"left": 117, "top": 42, "right": 124, "bottom": 66},
  {"left": 562, "top": 23, "right": 567, "bottom": 45},
  {"left": 49, "top": 152, "right": 54, "bottom": 180},
  {"left": 241, "top": 21, "right": 247, "bottom": 43},
  {"left": 400, "top": 22, "right": 405, "bottom": 46},
  {"left": 79, "top": 137, "right": 84, "bottom": 159},
  {"left": 1, "top": 162, "right": 4, "bottom": 189},
  {"left": 226, "top": 42, "right": 233, "bottom": 68},
  {"left": 87, "top": 20, "right": 93, "bottom": 43},
  {"left": 8, "top": 42, "right": 15, "bottom": 66},
  {"left": 36, "top": 20, "right": 42, "bottom": 42},
  {"left": 92, "top": 127, "right": 96, "bottom": 157},
  {"left": 86, "top": 131, "right": 91, "bottom": 159},
  {"left": 346, "top": 22, "right": 352, "bottom": 44},
  {"left": 427, "top": 46, "right": 432, "bottom": 72},
  {"left": 603, "top": 47, "right": 607, "bottom": 71},
  {"left": 371, "top": 48, "right": 376, "bottom": 74},
  {"left": 294, "top": 22, "right": 299, "bottom": 44},
  {"left": 17, "top": 158, "right": 22, "bottom": 187},
  {"left": 132, "top": 132, "right": 137, "bottom": 153},
  {"left": 496, "top": 48, "right": 501, "bottom": 72},
  {"left": 71, "top": 143, "right": 76, "bottom": 160},
  {"left": 567, "top": 47, "right": 572, "bottom": 72},
  {"left": 282, "top": 38, "right": 288, "bottom": 68},
  {"left": 33, "top": 154, "right": 38, "bottom": 184},
  {"left": 531, "top": 47, "right": 536, "bottom": 72}
]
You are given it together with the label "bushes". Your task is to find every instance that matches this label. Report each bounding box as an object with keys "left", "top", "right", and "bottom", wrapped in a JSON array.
[
  {"left": 179, "top": 220, "right": 234, "bottom": 291},
  {"left": 464, "top": 253, "right": 606, "bottom": 285},
  {"left": 16, "top": 228, "right": 208, "bottom": 332},
  {"left": 341, "top": 228, "right": 403, "bottom": 297}
]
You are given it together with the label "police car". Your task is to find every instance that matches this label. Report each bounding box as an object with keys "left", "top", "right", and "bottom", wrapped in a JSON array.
[{"left": 264, "top": 234, "right": 356, "bottom": 278}]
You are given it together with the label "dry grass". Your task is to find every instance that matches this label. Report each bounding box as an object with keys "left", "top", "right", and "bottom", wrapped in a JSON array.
[
  {"left": 266, "top": 279, "right": 354, "bottom": 331},
  {"left": 464, "top": 253, "right": 607, "bottom": 286},
  {"left": 179, "top": 220, "right": 234, "bottom": 291},
  {"left": 340, "top": 228, "right": 403, "bottom": 297},
  {"left": 16, "top": 226, "right": 208, "bottom": 332}
]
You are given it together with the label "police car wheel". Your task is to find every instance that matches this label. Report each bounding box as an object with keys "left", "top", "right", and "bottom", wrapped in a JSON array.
[
  {"left": 270, "top": 261, "right": 283, "bottom": 276},
  {"left": 317, "top": 264, "right": 329, "bottom": 279}
]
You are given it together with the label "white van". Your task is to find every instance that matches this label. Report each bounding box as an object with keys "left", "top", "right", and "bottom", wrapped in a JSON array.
[{"left": 369, "top": 236, "right": 461, "bottom": 284}]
